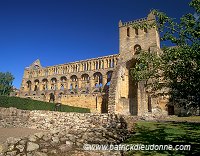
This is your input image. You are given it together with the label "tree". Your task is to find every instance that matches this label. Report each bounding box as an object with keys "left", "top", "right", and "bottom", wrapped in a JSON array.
[
  {"left": 130, "top": 0, "right": 200, "bottom": 114},
  {"left": 0, "top": 72, "right": 15, "bottom": 95}
]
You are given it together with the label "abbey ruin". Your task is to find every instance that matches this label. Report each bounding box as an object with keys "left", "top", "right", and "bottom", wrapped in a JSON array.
[{"left": 19, "top": 12, "right": 169, "bottom": 116}]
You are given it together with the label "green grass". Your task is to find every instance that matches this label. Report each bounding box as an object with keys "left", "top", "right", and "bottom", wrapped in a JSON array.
[
  {"left": 0, "top": 95, "right": 90, "bottom": 113},
  {"left": 124, "top": 121, "right": 200, "bottom": 156}
]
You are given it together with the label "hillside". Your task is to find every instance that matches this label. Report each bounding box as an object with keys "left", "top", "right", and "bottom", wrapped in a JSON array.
[{"left": 0, "top": 96, "right": 90, "bottom": 113}]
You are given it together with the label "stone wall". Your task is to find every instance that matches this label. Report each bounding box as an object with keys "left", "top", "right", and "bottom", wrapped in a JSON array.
[
  {"left": 60, "top": 94, "right": 103, "bottom": 113},
  {"left": 0, "top": 107, "right": 136, "bottom": 155},
  {"left": 18, "top": 11, "right": 170, "bottom": 117},
  {"left": 108, "top": 12, "right": 169, "bottom": 116},
  {"left": 0, "top": 107, "right": 134, "bottom": 131}
]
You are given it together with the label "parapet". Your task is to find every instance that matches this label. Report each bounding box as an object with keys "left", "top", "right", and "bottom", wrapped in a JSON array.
[{"left": 119, "top": 17, "right": 147, "bottom": 27}]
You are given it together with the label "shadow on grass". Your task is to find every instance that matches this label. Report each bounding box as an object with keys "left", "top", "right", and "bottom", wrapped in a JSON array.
[{"left": 123, "top": 122, "right": 200, "bottom": 156}]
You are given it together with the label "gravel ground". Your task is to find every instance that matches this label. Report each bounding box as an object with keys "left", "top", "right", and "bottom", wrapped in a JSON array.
[{"left": 0, "top": 128, "right": 44, "bottom": 143}]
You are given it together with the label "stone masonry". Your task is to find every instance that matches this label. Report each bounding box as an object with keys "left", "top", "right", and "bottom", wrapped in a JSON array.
[
  {"left": 19, "top": 11, "right": 169, "bottom": 116},
  {"left": 0, "top": 107, "right": 135, "bottom": 155}
]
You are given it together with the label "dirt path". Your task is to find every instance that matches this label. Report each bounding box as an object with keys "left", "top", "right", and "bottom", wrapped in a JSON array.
[{"left": 0, "top": 128, "right": 44, "bottom": 143}]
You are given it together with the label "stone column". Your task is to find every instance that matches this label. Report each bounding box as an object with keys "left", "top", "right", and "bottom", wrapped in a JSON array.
[
  {"left": 67, "top": 81, "right": 71, "bottom": 90},
  {"left": 48, "top": 82, "right": 51, "bottom": 91},
  {"left": 102, "top": 75, "right": 107, "bottom": 87},
  {"left": 57, "top": 81, "right": 61, "bottom": 90},
  {"left": 90, "top": 77, "right": 94, "bottom": 90},
  {"left": 77, "top": 64, "right": 80, "bottom": 72},
  {"left": 31, "top": 83, "right": 35, "bottom": 91},
  {"left": 91, "top": 61, "right": 95, "bottom": 70},
  {"left": 106, "top": 59, "right": 109, "bottom": 68},
  {"left": 89, "top": 62, "right": 92, "bottom": 70},
  {"left": 78, "top": 78, "right": 81, "bottom": 90},
  {"left": 39, "top": 82, "right": 43, "bottom": 91},
  {"left": 80, "top": 64, "right": 83, "bottom": 71},
  {"left": 97, "top": 61, "right": 99, "bottom": 69}
]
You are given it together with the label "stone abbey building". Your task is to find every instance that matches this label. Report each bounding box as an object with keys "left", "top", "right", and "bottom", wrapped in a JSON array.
[{"left": 19, "top": 12, "right": 169, "bottom": 116}]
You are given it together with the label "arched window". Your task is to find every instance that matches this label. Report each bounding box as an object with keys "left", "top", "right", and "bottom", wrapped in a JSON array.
[
  {"left": 70, "top": 84, "right": 73, "bottom": 90},
  {"left": 96, "top": 61, "right": 99, "bottom": 70},
  {"left": 74, "top": 84, "right": 78, "bottom": 93},
  {"left": 127, "top": 27, "right": 130, "bottom": 37},
  {"left": 60, "top": 76, "right": 67, "bottom": 82},
  {"left": 106, "top": 71, "right": 113, "bottom": 83},
  {"left": 144, "top": 28, "right": 148, "bottom": 33},
  {"left": 93, "top": 72, "right": 103, "bottom": 88},
  {"left": 81, "top": 74, "right": 89, "bottom": 81},
  {"left": 59, "top": 92, "right": 63, "bottom": 98},
  {"left": 134, "top": 44, "right": 142, "bottom": 54},
  {"left": 51, "top": 78, "right": 57, "bottom": 83},
  {"left": 60, "top": 84, "right": 64, "bottom": 90},
  {"left": 70, "top": 75, "right": 78, "bottom": 82},
  {"left": 50, "top": 78, "right": 57, "bottom": 90},
  {"left": 26, "top": 80, "right": 32, "bottom": 91},
  {"left": 135, "top": 28, "right": 138, "bottom": 35},
  {"left": 42, "top": 79, "right": 48, "bottom": 90},
  {"left": 34, "top": 79, "right": 39, "bottom": 91}
]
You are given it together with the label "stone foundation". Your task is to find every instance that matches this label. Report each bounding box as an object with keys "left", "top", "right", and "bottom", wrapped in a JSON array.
[{"left": 0, "top": 107, "right": 136, "bottom": 155}]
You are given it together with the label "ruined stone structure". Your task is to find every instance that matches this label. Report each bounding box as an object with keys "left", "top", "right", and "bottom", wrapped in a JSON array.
[
  {"left": 19, "top": 12, "right": 168, "bottom": 115},
  {"left": 0, "top": 107, "right": 135, "bottom": 155}
]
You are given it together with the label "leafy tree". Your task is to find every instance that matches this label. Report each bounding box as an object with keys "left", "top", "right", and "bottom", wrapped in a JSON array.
[
  {"left": 130, "top": 0, "right": 200, "bottom": 114},
  {"left": 0, "top": 72, "right": 15, "bottom": 95}
]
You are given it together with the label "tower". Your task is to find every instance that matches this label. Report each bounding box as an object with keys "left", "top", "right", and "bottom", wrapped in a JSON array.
[
  {"left": 119, "top": 11, "right": 160, "bottom": 62},
  {"left": 108, "top": 12, "right": 161, "bottom": 115}
]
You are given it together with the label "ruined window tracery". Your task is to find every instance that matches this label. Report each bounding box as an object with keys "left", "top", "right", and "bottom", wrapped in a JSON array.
[
  {"left": 93, "top": 72, "right": 102, "bottom": 89},
  {"left": 34, "top": 79, "right": 39, "bottom": 91},
  {"left": 51, "top": 78, "right": 57, "bottom": 90},
  {"left": 26, "top": 80, "right": 32, "bottom": 91},
  {"left": 42, "top": 79, "right": 48, "bottom": 90}
]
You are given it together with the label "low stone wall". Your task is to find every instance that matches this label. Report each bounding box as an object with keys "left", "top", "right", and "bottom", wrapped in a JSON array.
[
  {"left": 0, "top": 107, "right": 136, "bottom": 156},
  {"left": 0, "top": 107, "right": 134, "bottom": 131},
  {"left": 22, "top": 93, "right": 103, "bottom": 113}
]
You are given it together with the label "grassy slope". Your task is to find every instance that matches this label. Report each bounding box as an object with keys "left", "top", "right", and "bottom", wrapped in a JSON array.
[
  {"left": 0, "top": 95, "right": 90, "bottom": 113},
  {"left": 124, "top": 121, "right": 200, "bottom": 156}
]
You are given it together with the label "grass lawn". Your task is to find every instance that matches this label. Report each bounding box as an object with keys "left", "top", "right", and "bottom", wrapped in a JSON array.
[
  {"left": 0, "top": 95, "right": 90, "bottom": 113},
  {"left": 165, "top": 116, "right": 200, "bottom": 122},
  {"left": 124, "top": 121, "right": 200, "bottom": 156}
]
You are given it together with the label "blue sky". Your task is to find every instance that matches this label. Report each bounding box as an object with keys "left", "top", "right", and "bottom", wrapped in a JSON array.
[{"left": 0, "top": 0, "right": 193, "bottom": 89}]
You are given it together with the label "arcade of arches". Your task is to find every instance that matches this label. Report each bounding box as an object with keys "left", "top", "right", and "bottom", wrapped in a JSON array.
[
  {"left": 20, "top": 55, "right": 117, "bottom": 113},
  {"left": 20, "top": 12, "right": 169, "bottom": 115}
]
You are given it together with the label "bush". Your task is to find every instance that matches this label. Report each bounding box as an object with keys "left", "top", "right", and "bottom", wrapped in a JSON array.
[{"left": 0, "top": 96, "right": 90, "bottom": 113}]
